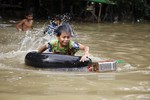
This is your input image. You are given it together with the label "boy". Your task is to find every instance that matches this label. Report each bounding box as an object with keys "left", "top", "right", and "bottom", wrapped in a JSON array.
[
  {"left": 16, "top": 12, "right": 33, "bottom": 32},
  {"left": 44, "top": 15, "right": 62, "bottom": 35},
  {"left": 38, "top": 23, "right": 89, "bottom": 62}
]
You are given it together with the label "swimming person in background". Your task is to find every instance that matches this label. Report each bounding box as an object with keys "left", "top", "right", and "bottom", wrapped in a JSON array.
[
  {"left": 38, "top": 23, "right": 89, "bottom": 62},
  {"left": 16, "top": 12, "right": 33, "bottom": 32},
  {"left": 43, "top": 15, "right": 63, "bottom": 35}
]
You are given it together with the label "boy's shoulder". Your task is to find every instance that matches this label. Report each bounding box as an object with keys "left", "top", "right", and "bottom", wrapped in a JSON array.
[
  {"left": 22, "top": 19, "right": 33, "bottom": 22},
  {"left": 20, "top": 19, "right": 27, "bottom": 23},
  {"left": 22, "top": 19, "right": 27, "bottom": 21},
  {"left": 49, "top": 39, "right": 58, "bottom": 47},
  {"left": 50, "top": 39, "right": 58, "bottom": 43}
]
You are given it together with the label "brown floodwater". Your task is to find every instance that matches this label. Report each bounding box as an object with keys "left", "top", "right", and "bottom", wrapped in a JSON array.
[{"left": 0, "top": 20, "right": 150, "bottom": 100}]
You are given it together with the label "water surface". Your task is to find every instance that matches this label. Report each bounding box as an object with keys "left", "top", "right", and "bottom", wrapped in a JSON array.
[{"left": 0, "top": 20, "right": 150, "bottom": 100}]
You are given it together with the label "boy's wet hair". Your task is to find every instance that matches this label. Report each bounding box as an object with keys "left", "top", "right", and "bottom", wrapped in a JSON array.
[
  {"left": 54, "top": 23, "right": 75, "bottom": 37},
  {"left": 25, "top": 11, "right": 33, "bottom": 16}
]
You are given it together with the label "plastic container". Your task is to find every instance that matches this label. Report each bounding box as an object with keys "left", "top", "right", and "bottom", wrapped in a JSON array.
[{"left": 90, "top": 60, "right": 117, "bottom": 72}]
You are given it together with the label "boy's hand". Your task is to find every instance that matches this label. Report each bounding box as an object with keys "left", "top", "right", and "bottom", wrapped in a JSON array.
[
  {"left": 19, "top": 28, "right": 22, "bottom": 32},
  {"left": 80, "top": 53, "right": 89, "bottom": 62}
]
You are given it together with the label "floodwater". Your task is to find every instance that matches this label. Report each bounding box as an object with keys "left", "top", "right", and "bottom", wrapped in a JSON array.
[{"left": 0, "top": 20, "right": 150, "bottom": 100}]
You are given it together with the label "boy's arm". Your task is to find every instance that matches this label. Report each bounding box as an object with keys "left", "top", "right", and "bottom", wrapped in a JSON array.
[
  {"left": 16, "top": 19, "right": 25, "bottom": 32},
  {"left": 78, "top": 43, "right": 89, "bottom": 62},
  {"left": 31, "top": 20, "right": 34, "bottom": 29},
  {"left": 38, "top": 44, "right": 48, "bottom": 53}
]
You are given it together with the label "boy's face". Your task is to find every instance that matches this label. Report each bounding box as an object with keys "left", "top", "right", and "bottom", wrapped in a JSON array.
[
  {"left": 26, "top": 15, "right": 33, "bottom": 20},
  {"left": 57, "top": 32, "right": 71, "bottom": 47}
]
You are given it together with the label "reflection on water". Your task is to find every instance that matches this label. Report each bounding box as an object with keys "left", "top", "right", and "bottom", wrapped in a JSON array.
[{"left": 0, "top": 21, "right": 150, "bottom": 100}]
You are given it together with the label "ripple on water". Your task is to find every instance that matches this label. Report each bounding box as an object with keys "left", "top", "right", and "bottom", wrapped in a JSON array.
[{"left": 123, "top": 94, "right": 150, "bottom": 100}]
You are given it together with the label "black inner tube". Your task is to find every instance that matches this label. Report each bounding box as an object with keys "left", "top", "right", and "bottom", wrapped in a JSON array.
[{"left": 25, "top": 52, "right": 92, "bottom": 68}]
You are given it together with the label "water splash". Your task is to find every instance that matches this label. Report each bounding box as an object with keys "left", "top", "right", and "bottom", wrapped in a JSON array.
[
  {"left": 18, "top": 27, "right": 56, "bottom": 51},
  {"left": 48, "top": 13, "right": 72, "bottom": 23}
]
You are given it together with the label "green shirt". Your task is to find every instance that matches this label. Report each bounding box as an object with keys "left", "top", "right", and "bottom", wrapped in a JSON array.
[{"left": 47, "top": 39, "right": 79, "bottom": 55}]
